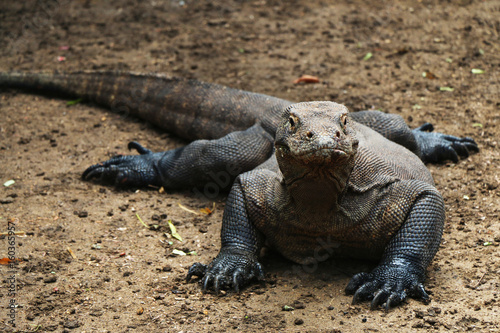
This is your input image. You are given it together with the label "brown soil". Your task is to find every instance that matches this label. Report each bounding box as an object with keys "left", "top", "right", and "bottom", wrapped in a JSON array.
[{"left": 0, "top": 1, "right": 499, "bottom": 332}]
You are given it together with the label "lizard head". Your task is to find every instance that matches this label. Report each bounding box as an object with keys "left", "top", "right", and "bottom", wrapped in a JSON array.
[{"left": 275, "top": 102, "right": 359, "bottom": 192}]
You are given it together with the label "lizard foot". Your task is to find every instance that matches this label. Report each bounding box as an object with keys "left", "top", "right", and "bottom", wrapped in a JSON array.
[
  {"left": 412, "top": 123, "right": 479, "bottom": 163},
  {"left": 82, "top": 141, "right": 161, "bottom": 187},
  {"left": 186, "top": 247, "right": 264, "bottom": 293},
  {"left": 345, "top": 262, "right": 428, "bottom": 311}
]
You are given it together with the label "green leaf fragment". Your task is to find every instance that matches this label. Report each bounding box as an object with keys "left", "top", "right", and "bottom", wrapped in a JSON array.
[
  {"left": 483, "top": 242, "right": 492, "bottom": 246},
  {"left": 445, "top": 58, "right": 453, "bottom": 63},
  {"left": 67, "top": 98, "right": 83, "bottom": 106},
  {"left": 479, "top": 49, "right": 485, "bottom": 55},
  {"left": 413, "top": 104, "right": 422, "bottom": 110},
  {"left": 471, "top": 68, "right": 485, "bottom": 74},
  {"left": 168, "top": 219, "right": 183, "bottom": 241},
  {"left": 172, "top": 249, "right": 186, "bottom": 256},
  {"left": 3, "top": 180, "right": 15, "bottom": 187},
  {"left": 282, "top": 305, "right": 295, "bottom": 311},
  {"left": 472, "top": 123, "right": 483, "bottom": 128},
  {"left": 362, "top": 52, "right": 373, "bottom": 61},
  {"left": 439, "top": 87, "right": 454, "bottom": 92},
  {"left": 187, "top": 251, "right": 197, "bottom": 256},
  {"left": 136, "top": 213, "right": 149, "bottom": 228}
]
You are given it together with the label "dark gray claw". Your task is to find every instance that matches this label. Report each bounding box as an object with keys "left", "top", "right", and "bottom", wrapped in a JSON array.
[
  {"left": 186, "top": 247, "right": 264, "bottom": 294},
  {"left": 345, "top": 261, "right": 427, "bottom": 310},
  {"left": 412, "top": 123, "right": 479, "bottom": 163}
]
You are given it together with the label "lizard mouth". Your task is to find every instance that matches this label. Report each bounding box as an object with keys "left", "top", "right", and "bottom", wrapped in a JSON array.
[
  {"left": 297, "top": 147, "right": 347, "bottom": 158},
  {"left": 276, "top": 143, "right": 348, "bottom": 159},
  {"left": 276, "top": 144, "right": 352, "bottom": 167}
]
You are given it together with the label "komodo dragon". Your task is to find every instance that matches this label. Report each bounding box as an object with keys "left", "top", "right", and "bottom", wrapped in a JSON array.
[{"left": 0, "top": 71, "right": 478, "bottom": 309}]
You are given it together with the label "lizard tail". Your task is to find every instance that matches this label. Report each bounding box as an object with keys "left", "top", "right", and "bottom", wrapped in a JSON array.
[{"left": 0, "top": 71, "right": 292, "bottom": 140}]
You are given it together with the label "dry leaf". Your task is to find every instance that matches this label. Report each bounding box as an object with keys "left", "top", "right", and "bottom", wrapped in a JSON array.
[
  {"left": 422, "top": 71, "right": 437, "bottom": 79},
  {"left": 200, "top": 202, "right": 216, "bottom": 215},
  {"left": 178, "top": 203, "right": 200, "bottom": 215},
  {"left": 0, "top": 258, "right": 22, "bottom": 265},
  {"left": 293, "top": 75, "right": 320, "bottom": 84},
  {"left": 67, "top": 247, "right": 77, "bottom": 259}
]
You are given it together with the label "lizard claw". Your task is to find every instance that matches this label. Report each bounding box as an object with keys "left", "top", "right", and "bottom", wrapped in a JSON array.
[
  {"left": 345, "top": 261, "right": 427, "bottom": 310},
  {"left": 186, "top": 247, "right": 264, "bottom": 294},
  {"left": 412, "top": 123, "right": 479, "bottom": 163},
  {"left": 128, "top": 141, "right": 153, "bottom": 155},
  {"left": 82, "top": 141, "right": 161, "bottom": 187}
]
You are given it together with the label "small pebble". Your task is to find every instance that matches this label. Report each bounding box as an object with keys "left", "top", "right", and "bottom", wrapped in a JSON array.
[
  {"left": 44, "top": 276, "right": 57, "bottom": 283},
  {"left": 294, "top": 318, "right": 304, "bottom": 325},
  {"left": 63, "top": 320, "right": 80, "bottom": 329},
  {"left": 294, "top": 302, "right": 305, "bottom": 309}
]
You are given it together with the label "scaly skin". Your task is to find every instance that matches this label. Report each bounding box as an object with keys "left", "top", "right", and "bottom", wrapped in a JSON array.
[{"left": 0, "top": 71, "right": 479, "bottom": 309}]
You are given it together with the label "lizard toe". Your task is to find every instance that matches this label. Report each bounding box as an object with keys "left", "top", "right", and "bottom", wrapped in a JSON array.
[
  {"left": 370, "top": 285, "right": 392, "bottom": 309},
  {"left": 409, "top": 282, "right": 430, "bottom": 302},
  {"left": 345, "top": 272, "right": 369, "bottom": 295},
  {"left": 232, "top": 268, "right": 245, "bottom": 293},
  {"left": 186, "top": 262, "right": 207, "bottom": 282},
  {"left": 128, "top": 141, "right": 152, "bottom": 155},
  {"left": 352, "top": 281, "right": 378, "bottom": 305},
  {"left": 214, "top": 274, "right": 227, "bottom": 294},
  {"left": 384, "top": 289, "right": 407, "bottom": 311},
  {"left": 201, "top": 271, "right": 217, "bottom": 292}
]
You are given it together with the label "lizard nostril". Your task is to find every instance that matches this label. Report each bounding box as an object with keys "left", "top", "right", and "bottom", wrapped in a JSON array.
[
  {"left": 306, "top": 131, "right": 314, "bottom": 139},
  {"left": 335, "top": 131, "right": 341, "bottom": 138}
]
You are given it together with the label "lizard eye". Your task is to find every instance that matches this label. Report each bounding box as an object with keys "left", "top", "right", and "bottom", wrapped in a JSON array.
[
  {"left": 342, "top": 114, "right": 348, "bottom": 126},
  {"left": 289, "top": 117, "right": 295, "bottom": 127}
]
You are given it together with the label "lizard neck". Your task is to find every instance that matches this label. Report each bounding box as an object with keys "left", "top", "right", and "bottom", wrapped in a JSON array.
[{"left": 284, "top": 164, "right": 352, "bottom": 214}]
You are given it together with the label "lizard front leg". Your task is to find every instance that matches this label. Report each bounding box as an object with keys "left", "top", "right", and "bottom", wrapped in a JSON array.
[
  {"left": 83, "top": 123, "right": 274, "bottom": 191},
  {"left": 351, "top": 110, "right": 478, "bottom": 162},
  {"left": 187, "top": 177, "right": 265, "bottom": 292},
  {"left": 345, "top": 181, "right": 445, "bottom": 310}
]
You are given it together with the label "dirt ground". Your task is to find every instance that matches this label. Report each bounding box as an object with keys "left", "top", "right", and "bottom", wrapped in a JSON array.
[{"left": 0, "top": 0, "right": 499, "bottom": 332}]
